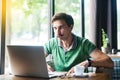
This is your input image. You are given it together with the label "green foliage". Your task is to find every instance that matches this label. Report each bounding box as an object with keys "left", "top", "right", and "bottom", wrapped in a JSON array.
[
  {"left": 101, "top": 28, "right": 108, "bottom": 48},
  {"left": 11, "top": 0, "right": 48, "bottom": 38}
]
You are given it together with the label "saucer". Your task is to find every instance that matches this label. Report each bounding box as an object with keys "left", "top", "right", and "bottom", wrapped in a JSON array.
[{"left": 72, "top": 73, "right": 89, "bottom": 78}]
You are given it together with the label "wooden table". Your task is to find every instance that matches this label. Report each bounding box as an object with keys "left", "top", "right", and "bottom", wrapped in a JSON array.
[
  {"left": 0, "top": 73, "right": 110, "bottom": 80},
  {"left": 108, "top": 52, "right": 120, "bottom": 59}
]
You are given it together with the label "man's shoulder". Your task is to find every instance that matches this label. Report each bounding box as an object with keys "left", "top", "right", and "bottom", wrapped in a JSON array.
[
  {"left": 46, "top": 38, "right": 58, "bottom": 46},
  {"left": 49, "top": 38, "right": 58, "bottom": 43},
  {"left": 74, "top": 34, "right": 88, "bottom": 42},
  {"left": 44, "top": 38, "right": 58, "bottom": 51}
]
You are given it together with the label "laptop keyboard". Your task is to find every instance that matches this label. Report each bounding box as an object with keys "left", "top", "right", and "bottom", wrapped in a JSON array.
[{"left": 49, "top": 71, "right": 67, "bottom": 77}]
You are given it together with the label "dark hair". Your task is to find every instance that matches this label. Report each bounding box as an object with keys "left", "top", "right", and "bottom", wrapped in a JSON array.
[{"left": 52, "top": 13, "right": 74, "bottom": 27}]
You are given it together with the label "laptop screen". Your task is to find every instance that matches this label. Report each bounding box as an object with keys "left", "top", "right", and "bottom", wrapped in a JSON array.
[{"left": 7, "top": 45, "right": 50, "bottom": 78}]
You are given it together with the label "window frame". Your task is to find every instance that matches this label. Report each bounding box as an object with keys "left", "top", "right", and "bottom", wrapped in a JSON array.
[{"left": 0, "top": 0, "right": 6, "bottom": 74}]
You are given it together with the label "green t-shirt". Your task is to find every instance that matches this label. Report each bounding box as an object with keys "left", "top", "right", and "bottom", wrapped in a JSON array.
[{"left": 44, "top": 34, "right": 96, "bottom": 71}]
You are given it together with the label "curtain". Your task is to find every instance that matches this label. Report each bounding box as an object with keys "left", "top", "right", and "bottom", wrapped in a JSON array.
[{"left": 90, "top": 0, "right": 117, "bottom": 50}]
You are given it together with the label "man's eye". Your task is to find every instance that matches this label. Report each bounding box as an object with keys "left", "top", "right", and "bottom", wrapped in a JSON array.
[
  {"left": 53, "top": 27, "right": 57, "bottom": 30},
  {"left": 59, "top": 26, "right": 63, "bottom": 29}
]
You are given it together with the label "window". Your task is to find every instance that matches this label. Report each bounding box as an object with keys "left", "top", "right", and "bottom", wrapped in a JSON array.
[
  {"left": 55, "top": 0, "right": 82, "bottom": 37},
  {"left": 6, "top": 0, "right": 49, "bottom": 46},
  {"left": 5, "top": 0, "right": 49, "bottom": 74},
  {"left": 84, "top": 0, "right": 95, "bottom": 44},
  {"left": 55, "top": 0, "right": 91, "bottom": 40},
  {"left": 117, "top": 0, "right": 120, "bottom": 50},
  {"left": 84, "top": 0, "right": 90, "bottom": 39}
]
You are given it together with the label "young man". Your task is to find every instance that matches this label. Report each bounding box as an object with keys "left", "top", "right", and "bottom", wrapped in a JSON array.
[{"left": 44, "top": 13, "right": 114, "bottom": 75}]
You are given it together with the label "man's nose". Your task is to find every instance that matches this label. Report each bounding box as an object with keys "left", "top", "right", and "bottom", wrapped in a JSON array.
[{"left": 56, "top": 28, "right": 60, "bottom": 34}]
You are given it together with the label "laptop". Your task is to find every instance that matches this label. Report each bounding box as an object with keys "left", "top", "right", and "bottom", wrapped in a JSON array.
[{"left": 7, "top": 45, "right": 67, "bottom": 78}]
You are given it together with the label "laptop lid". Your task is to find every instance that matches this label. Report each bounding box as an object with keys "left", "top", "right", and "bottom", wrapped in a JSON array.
[{"left": 7, "top": 45, "right": 51, "bottom": 78}]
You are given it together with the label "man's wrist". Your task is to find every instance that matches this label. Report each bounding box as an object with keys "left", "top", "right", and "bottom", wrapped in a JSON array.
[{"left": 87, "top": 58, "right": 92, "bottom": 67}]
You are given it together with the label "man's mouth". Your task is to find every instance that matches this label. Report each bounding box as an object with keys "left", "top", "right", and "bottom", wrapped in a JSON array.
[{"left": 57, "top": 34, "right": 63, "bottom": 37}]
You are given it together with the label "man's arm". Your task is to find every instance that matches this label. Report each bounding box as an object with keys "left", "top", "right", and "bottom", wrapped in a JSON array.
[
  {"left": 45, "top": 52, "right": 54, "bottom": 72},
  {"left": 89, "top": 48, "right": 114, "bottom": 68},
  {"left": 77, "top": 48, "right": 114, "bottom": 68},
  {"left": 67, "top": 48, "right": 114, "bottom": 75}
]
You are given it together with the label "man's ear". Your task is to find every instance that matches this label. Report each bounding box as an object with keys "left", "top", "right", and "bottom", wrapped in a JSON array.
[{"left": 70, "top": 25, "right": 73, "bottom": 30}]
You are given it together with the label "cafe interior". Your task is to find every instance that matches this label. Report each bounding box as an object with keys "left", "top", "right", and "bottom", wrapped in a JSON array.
[{"left": 0, "top": 0, "right": 120, "bottom": 80}]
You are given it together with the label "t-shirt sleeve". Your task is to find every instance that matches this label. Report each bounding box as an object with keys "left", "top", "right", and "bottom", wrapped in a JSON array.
[
  {"left": 44, "top": 41, "right": 52, "bottom": 55},
  {"left": 83, "top": 39, "right": 96, "bottom": 55},
  {"left": 44, "top": 38, "right": 56, "bottom": 55}
]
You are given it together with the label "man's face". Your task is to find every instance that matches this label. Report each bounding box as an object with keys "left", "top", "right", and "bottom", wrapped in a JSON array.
[{"left": 52, "top": 20, "right": 72, "bottom": 40}]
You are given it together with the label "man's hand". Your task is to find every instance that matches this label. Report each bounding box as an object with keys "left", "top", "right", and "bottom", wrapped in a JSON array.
[
  {"left": 67, "top": 60, "right": 89, "bottom": 76},
  {"left": 78, "top": 60, "right": 89, "bottom": 67},
  {"left": 47, "top": 64, "right": 54, "bottom": 72},
  {"left": 66, "top": 67, "right": 74, "bottom": 76}
]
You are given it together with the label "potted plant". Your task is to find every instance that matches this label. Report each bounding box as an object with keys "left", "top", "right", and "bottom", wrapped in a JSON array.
[
  {"left": 101, "top": 28, "right": 109, "bottom": 53},
  {"left": 101, "top": 28, "right": 108, "bottom": 48}
]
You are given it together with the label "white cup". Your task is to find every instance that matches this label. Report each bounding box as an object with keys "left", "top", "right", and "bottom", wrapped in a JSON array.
[
  {"left": 74, "top": 65, "right": 85, "bottom": 76},
  {"left": 92, "top": 67, "right": 96, "bottom": 73}
]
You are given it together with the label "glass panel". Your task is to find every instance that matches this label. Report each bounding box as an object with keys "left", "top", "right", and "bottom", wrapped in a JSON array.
[
  {"left": 55, "top": 0, "right": 82, "bottom": 37},
  {"left": 6, "top": 0, "right": 49, "bottom": 46},
  {"left": 84, "top": 0, "right": 90, "bottom": 39},
  {"left": 5, "top": 0, "right": 49, "bottom": 74},
  {"left": 117, "top": 0, "right": 120, "bottom": 49}
]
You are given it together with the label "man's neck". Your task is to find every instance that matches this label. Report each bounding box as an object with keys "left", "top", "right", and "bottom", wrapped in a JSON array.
[{"left": 61, "top": 34, "right": 73, "bottom": 50}]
